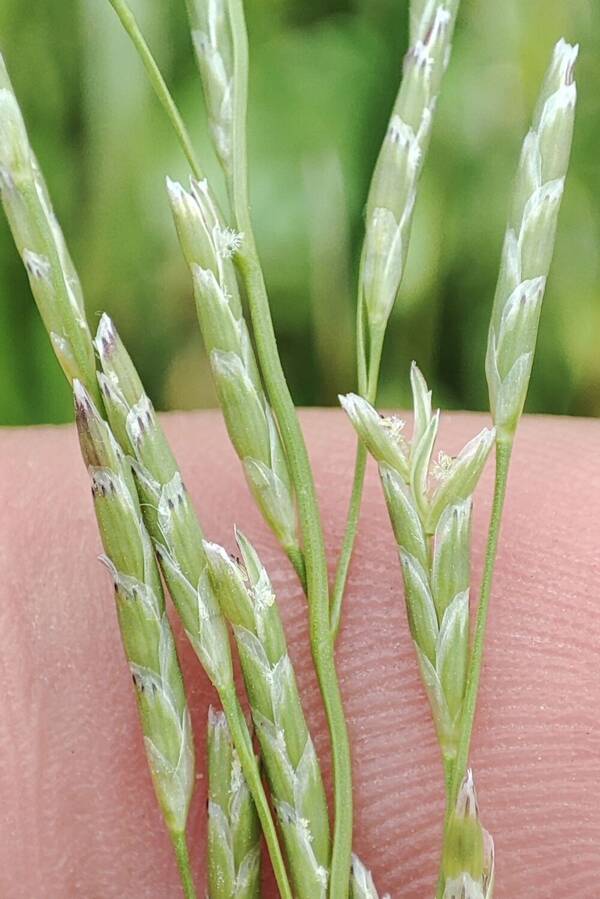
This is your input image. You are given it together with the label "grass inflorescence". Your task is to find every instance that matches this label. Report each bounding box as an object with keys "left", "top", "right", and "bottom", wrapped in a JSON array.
[{"left": 0, "top": 1, "right": 579, "bottom": 896}]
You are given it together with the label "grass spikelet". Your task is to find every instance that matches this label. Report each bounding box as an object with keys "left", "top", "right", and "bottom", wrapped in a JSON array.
[
  {"left": 0, "top": 55, "right": 99, "bottom": 402},
  {"left": 341, "top": 367, "right": 494, "bottom": 766},
  {"left": 361, "top": 0, "right": 459, "bottom": 340},
  {"left": 204, "top": 531, "right": 331, "bottom": 899},
  {"left": 207, "top": 707, "right": 261, "bottom": 899},
  {"left": 73, "top": 380, "right": 197, "bottom": 895},
  {"left": 486, "top": 39, "right": 578, "bottom": 440},
  {"left": 185, "top": 0, "right": 235, "bottom": 174},
  {"left": 167, "top": 178, "right": 303, "bottom": 578}
]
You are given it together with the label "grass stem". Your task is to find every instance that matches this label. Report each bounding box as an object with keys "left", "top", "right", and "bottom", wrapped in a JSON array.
[
  {"left": 330, "top": 326, "right": 385, "bottom": 640},
  {"left": 106, "top": 0, "right": 203, "bottom": 180},
  {"left": 450, "top": 438, "right": 512, "bottom": 799},
  {"left": 172, "top": 832, "right": 198, "bottom": 899}
]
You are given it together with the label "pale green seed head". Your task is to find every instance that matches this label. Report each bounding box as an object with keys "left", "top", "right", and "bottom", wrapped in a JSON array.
[
  {"left": 274, "top": 799, "right": 329, "bottom": 899},
  {"left": 361, "top": 3, "right": 458, "bottom": 334},
  {"left": 187, "top": 0, "right": 234, "bottom": 171},
  {"left": 487, "top": 39, "right": 578, "bottom": 438},
  {"left": 73, "top": 380, "right": 194, "bottom": 836},
  {"left": 0, "top": 57, "right": 98, "bottom": 401},
  {"left": 193, "top": 265, "right": 240, "bottom": 354},
  {"left": 207, "top": 532, "right": 331, "bottom": 894}
]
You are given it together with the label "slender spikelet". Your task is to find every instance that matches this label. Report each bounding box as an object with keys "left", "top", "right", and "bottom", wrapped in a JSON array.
[
  {"left": 341, "top": 366, "right": 494, "bottom": 762},
  {"left": 361, "top": 1, "right": 460, "bottom": 338},
  {"left": 204, "top": 531, "right": 331, "bottom": 899},
  {"left": 185, "top": 0, "right": 234, "bottom": 175},
  {"left": 207, "top": 708, "right": 261, "bottom": 899},
  {"left": 96, "top": 314, "right": 235, "bottom": 693},
  {"left": 73, "top": 380, "right": 195, "bottom": 840},
  {"left": 486, "top": 39, "right": 578, "bottom": 440},
  {"left": 0, "top": 55, "right": 99, "bottom": 403},
  {"left": 442, "top": 771, "right": 495, "bottom": 898},
  {"left": 167, "top": 178, "right": 301, "bottom": 564},
  {"left": 350, "top": 855, "right": 390, "bottom": 899}
]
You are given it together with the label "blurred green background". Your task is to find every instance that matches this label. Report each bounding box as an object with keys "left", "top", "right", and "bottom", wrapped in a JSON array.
[{"left": 1, "top": 0, "right": 598, "bottom": 426}]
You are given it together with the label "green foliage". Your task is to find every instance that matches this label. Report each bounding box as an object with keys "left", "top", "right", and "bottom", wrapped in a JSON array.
[{"left": 1, "top": 0, "right": 597, "bottom": 425}]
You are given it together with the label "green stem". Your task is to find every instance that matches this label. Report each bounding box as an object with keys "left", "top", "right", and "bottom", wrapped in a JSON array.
[
  {"left": 228, "top": 3, "right": 353, "bottom": 894},
  {"left": 435, "top": 437, "right": 512, "bottom": 898},
  {"left": 330, "top": 324, "right": 385, "bottom": 640},
  {"left": 286, "top": 543, "right": 308, "bottom": 593},
  {"left": 106, "top": 0, "right": 203, "bottom": 180},
  {"left": 221, "top": 688, "right": 293, "bottom": 899},
  {"left": 434, "top": 755, "right": 457, "bottom": 899},
  {"left": 171, "top": 832, "right": 198, "bottom": 899},
  {"left": 450, "top": 437, "right": 512, "bottom": 799}
]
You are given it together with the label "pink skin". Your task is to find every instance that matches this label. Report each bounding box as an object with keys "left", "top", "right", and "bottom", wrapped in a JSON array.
[{"left": 0, "top": 410, "right": 598, "bottom": 898}]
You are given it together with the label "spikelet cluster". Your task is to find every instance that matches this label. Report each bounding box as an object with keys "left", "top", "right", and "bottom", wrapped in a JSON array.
[
  {"left": 207, "top": 708, "right": 261, "bottom": 899},
  {"left": 361, "top": 1, "right": 459, "bottom": 337},
  {"left": 0, "top": 55, "right": 98, "bottom": 401},
  {"left": 74, "top": 381, "right": 194, "bottom": 836},
  {"left": 204, "top": 532, "right": 330, "bottom": 899},
  {"left": 486, "top": 39, "right": 578, "bottom": 438},
  {"left": 341, "top": 365, "right": 494, "bottom": 760},
  {"left": 96, "top": 313, "right": 234, "bottom": 694},
  {"left": 167, "top": 178, "right": 300, "bottom": 560}
]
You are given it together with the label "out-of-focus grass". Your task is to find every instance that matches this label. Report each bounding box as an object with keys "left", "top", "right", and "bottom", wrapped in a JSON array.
[{"left": 0, "top": 0, "right": 598, "bottom": 425}]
